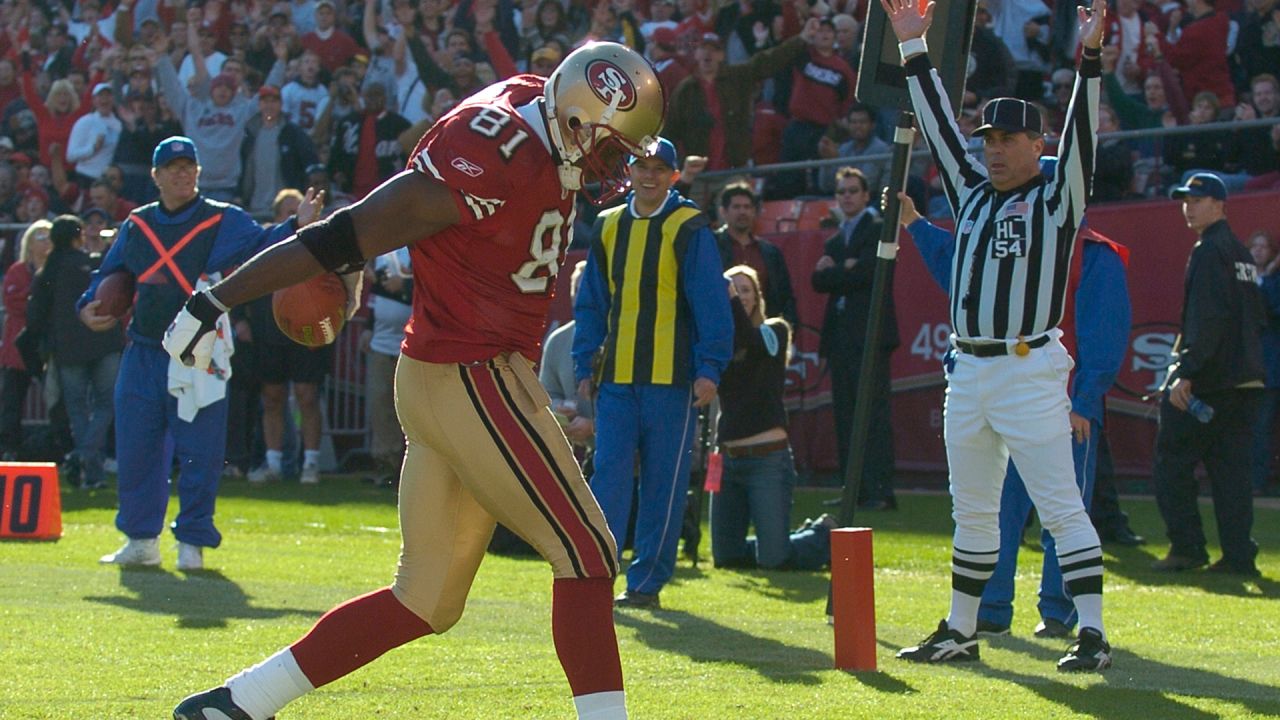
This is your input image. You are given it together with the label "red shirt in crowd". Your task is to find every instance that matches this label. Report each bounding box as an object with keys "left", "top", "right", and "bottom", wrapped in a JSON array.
[
  {"left": 786, "top": 48, "right": 856, "bottom": 126},
  {"left": 1161, "top": 10, "right": 1236, "bottom": 107},
  {"left": 0, "top": 260, "right": 34, "bottom": 371},
  {"left": 301, "top": 28, "right": 361, "bottom": 73},
  {"left": 20, "top": 73, "right": 95, "bottom": 170}
]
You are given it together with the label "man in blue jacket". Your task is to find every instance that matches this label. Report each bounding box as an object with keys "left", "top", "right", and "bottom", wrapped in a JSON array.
[
  {"left": 573, "top": 138, "right": 733, "bottom": 609},
  {"left": 78, "top": 137, "right": 321, "bottom": 571},
  {"left": 892, "top": 156, "right": 1132, "bottom": 637}
]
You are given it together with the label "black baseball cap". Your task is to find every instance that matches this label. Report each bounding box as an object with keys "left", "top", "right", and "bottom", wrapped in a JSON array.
[
  {"left": 973, "top": 98, "right": 1043, "bottom": 137},
  {"left": 1170, "top": 172, "right": 1228, "bottom": 201}
]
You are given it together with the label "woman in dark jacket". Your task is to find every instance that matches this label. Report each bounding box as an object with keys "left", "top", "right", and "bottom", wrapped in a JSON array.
[
  {"left": 26, "top": 215, "right": 124, "bottom": 488},
  {"left": 710, "top": 265, "right": 833, "bottom": 570}
]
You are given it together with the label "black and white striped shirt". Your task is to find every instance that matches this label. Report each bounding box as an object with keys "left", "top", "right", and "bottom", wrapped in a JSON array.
[{"left": 905, "top": 52, "right": 1100, "bottom": 341}]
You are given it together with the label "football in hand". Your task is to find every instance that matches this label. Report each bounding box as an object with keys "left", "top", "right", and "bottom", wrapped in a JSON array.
[
  {"left": 94, "top": 270, "right": 136, "bottom": 319},
  {"left": 272, "top": 273, "right": 348, "bottom": 347}
]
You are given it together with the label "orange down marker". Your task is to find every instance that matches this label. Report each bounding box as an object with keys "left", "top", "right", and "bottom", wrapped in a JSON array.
[
  {"left": 0, "top": 463, "right": 62, "bottom": 540},
  {"left": 831, "top": 527, "right": 876, "bottom": 670}
]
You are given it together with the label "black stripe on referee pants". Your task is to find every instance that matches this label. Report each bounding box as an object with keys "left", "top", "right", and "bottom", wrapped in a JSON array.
[
  {"left": 1057, "top": 544, "right": 1103, "bottom": 561},
  {"left": 952, "top": 556, "right": 998, "bottom": 573},
  {"left": 952, "top": 573, "right": 990, "bottom": 597},
  {"left": 1065, "top": 576, "right": 1103, "bottom": 596},
  {"left": 486, "top": 365, "right": 618, "bottom": 577},
  {"left": 1060, "top": 556, "right": 1104, "bottom": 575},
  {"left": 457, "top": 365, "right": 587, "bottom": 578}
]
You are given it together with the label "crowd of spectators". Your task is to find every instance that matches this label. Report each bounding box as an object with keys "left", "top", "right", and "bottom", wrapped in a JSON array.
[
  {"left": 0, "top": 0, "right": 1265, "bottom": 247},
  {"left": 0, "top": 0, "right": 1273, "bottom": 487}
]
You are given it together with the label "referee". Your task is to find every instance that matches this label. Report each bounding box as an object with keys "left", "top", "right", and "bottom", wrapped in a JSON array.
[{"left": 881, "top": 0, "right": 1113, "bottom": 672}]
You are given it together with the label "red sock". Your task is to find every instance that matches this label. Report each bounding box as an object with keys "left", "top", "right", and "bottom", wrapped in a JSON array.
[
  {"left": 552, "top": 578, "right": 624, "bottom": 696},
  {"left": 290, "top": 587, "right": 433, "bottom": 688}
]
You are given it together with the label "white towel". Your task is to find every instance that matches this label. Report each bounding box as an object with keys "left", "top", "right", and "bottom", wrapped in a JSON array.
[{"left": 167, "top": 277, "right": 234, "bottom": 422}]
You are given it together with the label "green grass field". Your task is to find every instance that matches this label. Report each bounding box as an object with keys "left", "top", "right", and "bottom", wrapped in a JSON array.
[{"left": 2, "top": 480, "right": 1277, "bottom": 719}]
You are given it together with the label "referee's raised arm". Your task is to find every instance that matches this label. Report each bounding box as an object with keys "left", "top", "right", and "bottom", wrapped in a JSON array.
[
  {"left": 881, "top": 0, "right": 1109, "bottom": 224},
  {"left": 1046, "top": 6, "right": 1106, "bottom": 231},
  {"left": 880, "top": 0, "right": 987, "bottom": 216}
]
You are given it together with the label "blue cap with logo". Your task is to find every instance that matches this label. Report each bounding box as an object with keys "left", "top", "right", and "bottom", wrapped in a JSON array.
[
  {"left": 153, "top": 136, "right": 199, "bottom": 168},
  {"left": 1170, "top": 172, "right": 1227, "bottom": 201},
  {"left": 629, "top": 137, "right": 678, "bottom": 170}
]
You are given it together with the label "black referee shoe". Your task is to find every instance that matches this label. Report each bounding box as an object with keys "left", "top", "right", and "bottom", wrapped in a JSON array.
[
  {"left": 897, "top": 620, "right": 980, "bottom": 663},
  {"left": 1056, "top": 627, "right": 1112, "bottom": 673},
  {"left": 174, "top": 687, "right": 273, "bottom": 720}
]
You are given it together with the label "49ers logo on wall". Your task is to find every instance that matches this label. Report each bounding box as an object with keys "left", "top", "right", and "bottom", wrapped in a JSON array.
[{"left": 585, "top": 60, "right": 637, "bottom": 111}]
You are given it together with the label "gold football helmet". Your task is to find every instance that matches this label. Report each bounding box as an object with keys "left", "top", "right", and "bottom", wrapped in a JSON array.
[{"left": 544, "top": 41, "right": 665, "bottom": 205}]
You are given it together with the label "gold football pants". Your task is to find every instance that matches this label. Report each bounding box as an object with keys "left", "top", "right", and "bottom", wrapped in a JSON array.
[{"left": 391, "top": 352, "right": 618, "bottom": 631}]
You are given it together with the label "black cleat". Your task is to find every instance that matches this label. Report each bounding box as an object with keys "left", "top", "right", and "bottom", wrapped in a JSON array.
[
  {"left": 174, "top": 687, "right": 272, "bottom": 720},
  {"left": 897, "top": 620, "right": 980, "bottom": 663},
  {"left": 1057, "top": 627, "right": 1112, "bottom": 673}
]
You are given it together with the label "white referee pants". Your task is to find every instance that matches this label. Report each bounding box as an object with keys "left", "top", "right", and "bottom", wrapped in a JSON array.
[{"left": 943, "top": 332, "right": 1099, "bottom": 558}]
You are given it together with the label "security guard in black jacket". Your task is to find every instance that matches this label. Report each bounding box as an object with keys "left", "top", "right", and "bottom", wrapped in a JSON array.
[{"left": 1152, "top": 173, "right": 1265, "bottom": 577}]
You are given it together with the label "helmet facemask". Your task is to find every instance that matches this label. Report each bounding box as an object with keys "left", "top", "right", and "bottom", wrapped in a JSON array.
[
  {"left": 543, "top": 43, "right": 663, "bottom": 206},
  {"left": 567, "top": 120, "right": 652, "bottom": 206}
]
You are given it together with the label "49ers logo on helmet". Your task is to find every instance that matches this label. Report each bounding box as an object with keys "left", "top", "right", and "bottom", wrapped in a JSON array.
[{"left": 585, "top": 60, "right": 637, "bottom": 111}]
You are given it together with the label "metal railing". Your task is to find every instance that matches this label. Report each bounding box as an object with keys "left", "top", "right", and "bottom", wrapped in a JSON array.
[
  {"left": 15, "top": 310, "right": 374, "bottom": 460},
  {"left": 693, "top": 116, "right": 1280, "bottom": 181}
]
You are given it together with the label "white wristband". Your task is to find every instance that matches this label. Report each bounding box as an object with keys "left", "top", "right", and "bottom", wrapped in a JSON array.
[
  {"left": 205, "top": 289, "right": 231, "bottom": 313},
  {"left": 899, "top": 37, "right": 928, "bottom": 62}
]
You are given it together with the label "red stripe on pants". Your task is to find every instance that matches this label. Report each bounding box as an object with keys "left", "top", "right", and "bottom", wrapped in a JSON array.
[{"left": 467, "top": 365, "right": 611, "bottom": 578}]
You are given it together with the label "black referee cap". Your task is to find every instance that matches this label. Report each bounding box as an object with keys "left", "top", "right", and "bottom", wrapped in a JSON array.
[{"left": 973, "top": 98, "right": 1043, "bottom": 137}]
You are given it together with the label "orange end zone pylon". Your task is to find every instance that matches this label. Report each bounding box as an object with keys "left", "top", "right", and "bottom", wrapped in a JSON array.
[
  {"left": 0, "top": 462, "right": 62, "bottom": 540},
  {"left": 831, "top": 527, "right": 876, "bottom": 670}
]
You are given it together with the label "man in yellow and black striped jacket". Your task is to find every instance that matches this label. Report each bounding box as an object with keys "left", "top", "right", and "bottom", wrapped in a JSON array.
[{"left": 572, "top": 138, "right": 733, "bottom": 609}]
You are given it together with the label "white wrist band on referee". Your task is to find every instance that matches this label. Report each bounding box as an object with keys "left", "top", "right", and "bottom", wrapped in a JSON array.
[{"left": 899, "top": 37, "right": 928, "bottom": 62}]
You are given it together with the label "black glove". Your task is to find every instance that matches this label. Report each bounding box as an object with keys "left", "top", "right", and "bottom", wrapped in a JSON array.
[{"left": 163, "top": 290, "right": 226, "bottom": 368}]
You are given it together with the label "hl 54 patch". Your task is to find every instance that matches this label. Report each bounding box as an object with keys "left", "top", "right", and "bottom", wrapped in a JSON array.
[{"left": 990, "top": 201, "right": 1030, "bottom": 259}]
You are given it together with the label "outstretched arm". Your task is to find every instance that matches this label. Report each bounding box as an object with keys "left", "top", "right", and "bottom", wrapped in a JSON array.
[
  {"left": 208, "top": 171, "right": 459, "bottom": 309},
  {"left": 164, "top": 171, "right": 461, "bottom": 366},
  {"left": 882, "top": 0, "right": 987, "bottom": 215},
  {"left": 1046, "top": 0, "right": 1106, "bottom": 230}
]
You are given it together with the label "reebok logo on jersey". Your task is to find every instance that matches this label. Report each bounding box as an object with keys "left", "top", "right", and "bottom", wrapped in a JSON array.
[{"left": 452, "top": 157, "right": 485, "bottom": 177}]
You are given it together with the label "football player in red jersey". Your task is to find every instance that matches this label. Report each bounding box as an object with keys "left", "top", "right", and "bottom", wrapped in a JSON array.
[{"left": 166, "top": 42, "right": 663, "bottom": 720}]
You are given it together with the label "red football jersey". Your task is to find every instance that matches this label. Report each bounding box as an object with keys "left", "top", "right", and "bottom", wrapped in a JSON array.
[{"left": 402, "top": 76, "right": 576, "bottom": 364}]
